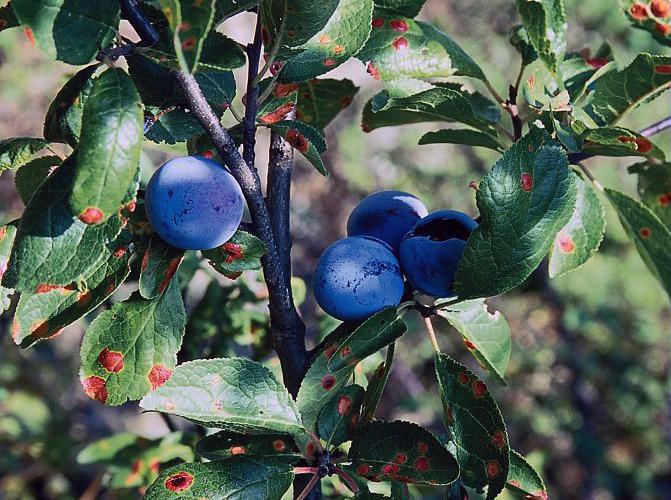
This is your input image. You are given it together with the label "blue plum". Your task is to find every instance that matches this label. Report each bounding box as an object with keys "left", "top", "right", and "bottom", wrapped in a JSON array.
[
  {"left": 399, "top": 210, "right": 478, "bottom": 298},
  {"left": 145, "top": 156, "right": 244, "bottom": 250},
  {"left": 347, "top": 190, "right": 428, "bottom": 253},
  {"left": 312, "top": 236, "right": 405, "bottom": 321}
]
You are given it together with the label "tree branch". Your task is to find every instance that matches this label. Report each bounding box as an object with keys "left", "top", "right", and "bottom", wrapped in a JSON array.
[{"left": 242, "top": 16, "right": 263, "bottom": 168}]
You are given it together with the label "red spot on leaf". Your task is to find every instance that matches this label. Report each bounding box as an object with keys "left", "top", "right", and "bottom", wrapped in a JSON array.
[
  {"left": 0, "top": 20, "right": 7, "bottom": 30},
  {"left": 366, "top": 62, "right": 380, "bottom": 80},
  {"left": 259, "top": 102, "right": 295, "bottom": 125},
  {"left": 131, "top": 459, "right": 143, "bottom": 474},
  {"left": 98, "top": 348, "right": 124, "bottom": 373},
  {"left": 371, "top": 17, "right": 385, "bottom": 28},
  {"left": 654, "top": 64, "right": 671, "bottom": 73},
  {"left": 323, "top": 345, "right": 337, "bottom": 360},
  {"left": 333, "top": 45, "right": 345, "bottom": 55},
  {"left": 141, "top": 248, "right": 151, "bottom": 272},
  {"left": 104, "top": 281, "right": 116, "bottom": 296},
  {"left": 273, "top": 439, "right": 286, "bottom": 452},
  {"left": 463, "top": 339, "right": 476, "bottom": 350},
  {"left": 223, "top": 242, "right": 244, "bottom": 263},
  {"left": 417, "top": 441, "right": 429, "bottom": 454},
  {"left": 323, "top": 58, "right": 337, "bottom": 67},
  {"left": 79, "top": 207, "right": 104, "bottom": 225},
  {"left": 159, "top": 256, "right": 183, "bottom": 293},
  {"left": 390, "top": 19, "right": 409, "bottom": 32},
  {"left": 586, "top": 57, "right": 609, "bottom": 69},
  {"left": 0, "top": 226, "right": 6, "bottom": 240},
  {"left": 148, "top": 364, "right": 173, "bottom": 390},
  {"left": 414, "top": 456, "right": 430, "bottom": 472},
  {"left": 634, "top": 137, "right": 653, "bottom": 153},
  {"left": 31, "top": 320, "right": 51, "bottom": 338},
  {"left": 213, "top": 400, "right": 224, "bottom": 411},
  {"left": 339, "top": 96, "right": 353, "bottom": 107},
  {"left": 639, "top": 227, "right": 652, "bottom": 239},
  {"left": 356, "top": 464, "right": 371, "bottom": 475},
  {"left": 181, "top": 36, "right": 197, "bottom": 50},
  {"left": 557, "top": 233, "right": 576, "bottom": 254},
  {"left": 306, "top": 441, "right": 316, "bottom": 456},
  {"left": 82, "top": 376, "right": 108, "bottom": 403},
  {"left": 472, "top": 380, "right": 488, "bottom": 398},
  {"left": 286, "top": 129, "right": 309, "bottom": 153},
  {"left": 509, "top": 480, "right": 521, "bottom": 488},
  {"left": 24, "top": 27, "right": 35, "bottom": 45},
  {"left": 274, "top": 83, "right": 298, "bottom": 98},
  {"left": 392, "top": 36, "right": 409, "bottom": 51},
  {"left": 394, "top": 453, "right": 408, "bottom": 464},
  {"left": 651, "top": 0, "right": 671, "bottom": 18},
  {"left": 382, "top": 463, "right": 399, "bottom": 475},
  {"left": 486, "top": 460, "right": 501, "bottom": 478},
  {"left": 491, "top": 430, "right": 506, "bottom": 449},
  {"left": 469, "top": 180, "right": 479, "bottom": 190},
  {"left": 629, "top": 2, "right": 649, "bottom": 20},
  {"left": 655, "top": 22, "right": 671, "bottom": 35},
  {"left": 113, "top": 246, "right": 128, "bottom": 259},
  {"left": 230, "top": 445, "right": 246, "bottom": 455},
  {"left": 270, "top": 61, "right": 284, "bottom": 75},
  {"left": 362, "top": 122, "right": 372, "bottom": 133},
  {"left": 319, "top": 34, "right": 331, "bottom": 44},
  {"left": 340, "top": 346, "right": 351, "bottom": 357},
  {"left": 149, "top": 458, "right": 160, "bottom": 474},
  {"left": 201, "top": 150, "right": 214, "bottom": 159},
  {"left": 458, "top": 372, "right": 469, "bottom": 385},
  {"left": 521, "top": 173, "right": 533, "bottom": 192},
  {"left": 659, "top": 193, "right": 671, "bottom": 207},
  {"left": 164, "top": 471, "right": 193, "bottom": 492},
  {"left": 337, "top": 395, "right": 352, "bottom": 415},
  {"left": 321, "top": 374, "right": 336, "bottom": 391},
  {"left": 36, "top": 283, "right": 74, "bottom": 294}
]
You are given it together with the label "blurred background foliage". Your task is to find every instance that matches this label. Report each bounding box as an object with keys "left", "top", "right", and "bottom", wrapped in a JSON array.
[{"left": 1, "top": 0, "right": 670, "bottom": 499}]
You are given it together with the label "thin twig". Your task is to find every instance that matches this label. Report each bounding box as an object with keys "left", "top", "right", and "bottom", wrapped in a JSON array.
[
  {"left": 423, "top": 316, "right": 440, "bottom": 353},
  {"left": 242, "top": 15, "right": 264, "bottom": 168},
  {"left": 253, "top": 11, "right": 288, "bottom": 86},
  {"left": 639, "top": 116, "right": 671, "bottom": 138},
  {"left": 296, "top": 473, "right": 320, "bottom": 500},
  {"left": 484, "top": 80, "right": 506, "bottom": 108}
]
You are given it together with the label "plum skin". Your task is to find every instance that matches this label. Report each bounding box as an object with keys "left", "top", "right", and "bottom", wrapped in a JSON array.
[
  {"left": 312, "top": 236, "right": 405, "bottom": 321},
  {"left": 145, "top": 156, "right": 244, "bottom": 250},
  {"left": 347, "top": 190, "right": 429, "bottom": 253},
  {"left": 399, "top": 210, "right": 478, "bottom": 298}
]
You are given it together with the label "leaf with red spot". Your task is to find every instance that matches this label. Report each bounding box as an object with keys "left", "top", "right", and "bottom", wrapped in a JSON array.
[
  {"left": 139, "top": 235, "right": 185, "bottom": 299},
  {"left": 624, "top": 0, "right": 671, "bottom": 48},
  {"left": 296, "top": 78, "right": 359, "bottom": 131},
  {"left": 13, "top": 235, "right": 133, "bottom": 348},
  {"left": 434, "top": 353, "right": 509, "bottom": 499},
  {"left": 145, "top": 456, "right": 293, "bottom": 500},
  {"left": 580, "top": 127, "right": 665, "bottom": 161},
  {"left": 548, "top": 173, "right": 605, "bottom": 279},
  {"left": 360, "top": 343, "right": 395, "bottom": 425},
  {"left": 79, "top": 279, "right": 186, "bottom": 406},
  {"left": 346, "top": 420, "right": 459, "bottom": 485},
  {"left": 269, "top": 120, "right": 327, "bottom": 176},
  {"left": 436, "top": 299, "right": 511, "bottom": 384},
  {"left": 629, "top": 161, "right": 671, "bottom": 227},
  {"left": 140, "top": 358, "right": 305, "bottom": 435},
  {"left": 514, "top": 0, "right": 567, "bottom": 74},
  {"left": 505, "top": 449, "right": 547, "bottom": 499},
  {"left": 604, "top": 188, "right": 671, "bottom": 298},
  {"left": 196, "top": 431, "right": 301, "bottom": 462},
  {"left": 455, "top": 127, "right": 577, "bottom": 299},
  {"left": 201, "top": 230, "right": 266, "bottom": 277},
  {"left": 0, "top": 221, "right": 18, "bottom": 313},
  {"left": 0, "top": 137, "right": 49, "bottom": 173},
  {"left": 318, "top": 384, "right": 365, "bottom": 447}
]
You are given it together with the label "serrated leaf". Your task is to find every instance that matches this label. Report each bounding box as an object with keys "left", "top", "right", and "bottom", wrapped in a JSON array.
[
  {"left": 79, "top": 279, "right": 185, "bottom": 406},
  {"left": 140, "top": 235, "right": 185, "bottom": 299},
  {"left": 560, "top": 44, "right": 613, "bottom": 99},
  {"left": 629, "top": 161, "right": 671, "bottom": 227},
  {"left": 262, "top": 0, "right": 340, "bottom": 52},
  {"left": 3, "top": 157, "right": 126, "bottom": 292},
  {"left": 514, "top": 0, "right": 567, "bottom": 74},
  {"left": 360, "top": 344, "right": 394, "bottom": 425},
  {"left": 585, "top": 53, "right": 671, "bottom": 125},
  {"left": 434, "top": 353, "right": 509, "bottom": 499},
  {"left": 437, "top": 299, "right": 511, "bottom": 384},
  {"left": 215, "top": 0, "right": 260, "bottom": 22},
  {"left": 318, "top": 384, "right": 364, "bottom": 447},
  {"left": 44, "top": 65, "right": 97, "bottom": 147},
  {"left": 328, "top": 307, "right": 406, "bottom": 372},
  {"left": 362, "top": 84, "right": 500, "bottom": 134},
  {"left": 624, "top": 0, "right": 671, "bottom": 48},
  {"left": 12, "top": 0, "right": 119, "bottom": 64},
  {"left": 277, "top": 0, "right": 373, "bottom": 83},
  {"left": 196, "top": 431, "right": 300, "bottom": 462},
  {"left": 297, "top": 78, "right": 359, "bottom": 130},
  {"left": 141, "top": 358, "right": 305, "bottom": 435},
  {"left": 604, "top": 188, "right": 671, "bottom": 297},
  {"left": 358, "top": 16, "right": 485, "bottom": 82},
  {"left": 128, "top": 54, "right": 187, "bottom": 109},
  {"left": 69, "top": 68, "right": 143, "bottom": 224},
  {"left": 13, "top": 237, "right": 132, "bottom": 348},
  {"left": 505, "top": 449, "right": 547, "bottom": 498},
  {"left": 0, "top": 221, "right": 18, "bottom": 313},
  {"left": 521, "top": 70, "right": 570, "bottom": 112},
  {"left": 144, "top": 456, "right": 293, "bottom": 500},
  {"left": 455, "top": 128, "right": 577, "bottom": 299},
  {"left": 201, "top": 230, "right": 266, "bottom": 276},
  {"left": 419, "top": 129, "right": 503, "bottom": 151},
  {"left": 548, "top": 173, "right": 605, "bottom": 278},
  {"left": 581, "top": 127, "right": 665, "bottom": 161},
  {"left": 374, "top": 0, "right": 426, "bottom": 18},
  {"left": 14, "top": 155, "right": 61, "bottom": 204},
  {"left": 0, "top": 137, "right": 48, "bottom": 172},
  {"left": 347, "top": 420, "right": 459, "bottom": 485},
  {"left": 269, "top": 120, "right": 327, "bottom": 175},
  {"left": 145, "top": 107, "right": 205, "bottom": 144}
]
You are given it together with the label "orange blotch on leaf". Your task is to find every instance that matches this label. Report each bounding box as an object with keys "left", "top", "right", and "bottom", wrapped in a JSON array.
[
  {"left": 319, "top": 34, "right": 331, "bottom": 44},
  {"left": 634, "top": 137, "right": 653, "bottom": 153},
  {"left": 491, "top": 430, "right": 506, "bottom": 449},
  {"left": 414, "top": 456, "right": 430, "bottom": 472},
  {"left": 286, "top": 129, "right": 309, "bottom": 153},
  {"left": 463, "top": 339, "right": 476, "bottom": 350},
  {"left": 340, "top": 346, "right": 351, "bottom": 357},
  {"left": 148, "top": 364, "right": 173, "bottom": 390},
  {"left": 337, "top": 395, "right": 352, "bottom": 415},
  {"left": 382, "top": 463, "right": 399, "bottom": 475},
  {"left": 31, "top": 320, "right": 51, "bottom": 338},
  {"left": 82, "top": 376, "right": 108, "bottom": 403},
  {"left": 629, "top": 2, "right": 649, "bottom": 20},
  {"left": 371, "top": 17, "right": 385, "bottom": 28},
  {"left": 366, "top": 63, "right": 381, "bottom": 80},
  {"left": 181, "top": 37, "right": 197, "bottom": 50},
  {"left": 472, "top": 380, "right": 488, "bottom": 398},
  {"left": 24, "top": 27, "right": 35, "bottom": 45},
  {"left": 79, "top": 207, "right": 104, "bottom": 224},
  {"left": 333, "top": 45, "right": 345, "bottom": 55},
  {"left": 164, "top": 471, "right": 193, "bottom": 492},
  {"left": 392, "top": 37, "right": 409, "bottom": 51},
  {"left": 390, "top": 19, "right": 409, "bottom": 32},
  {"left": 458, "top": 372, "right": 469, "bottom": 385},
  {"left": 274, "top": 83, "right": 298, "bottom": 98},
  {"left": 655, "top": 22, "right": 671, "bottom": 35},
  {"left": 201, "top": 150, "right": 214, "bottom": 159},
  {"left": 521, "top": 173, "right": 533, "bottom": 192},
  {"left": 321, "top": 374, "right": 336, "bottom": 391},
  {"left": 113, "top": 246, "right": 128, "bottom": 259},
  {"left": 651, "top": 0, "right": 671, "bottom": 18},
  {"left": 259, "top": 102, "right": 295, "bottom": 124},
  {"left": 159, "top": 256, "right": 183, "bottom": 293},
  {"left": 273, "top": 439, "right": 286, "bottom": 452},
  {"left": 416, "top": 441, "right": 429, "bottom": 454},
  {"left": 323, "top": 344, "right": 337, "bottom": 360},
  {"left": 394, "top": 453, "right": 408, "bottom": 464},
  {"left": 486, "top": 460, "right": 501, "bottom": 478},
  {"left": 223, "top": 242, "right": 244, "bottom": 263},
  {"left": 98, "top": 348, "right": 124, "bottom": 373},
  {"left": 356, "top": 464, "right": 371, "bottom": 475},
  {"left": 639, "top": 227, "right": 652, "bottom": 239},
  {"left": 230, "top": 445, "right": 246, "bottom": 455},
  {"left": 557, "top": 233, "right": 576, "bottom": 254},
  {"left": 586, "top": 57, "right": 609, "bottom": 69},
  {"left": 323, "top": 58, "right": 337, "bottom": 67},
  {"left": 653, "top": 64, "right": 671, "bottom": 73}
]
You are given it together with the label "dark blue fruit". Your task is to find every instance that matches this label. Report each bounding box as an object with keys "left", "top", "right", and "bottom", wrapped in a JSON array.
[
  {"left": 399, "top": 210, "right": 478, "bottom": 298},
  {"left": 313, "top": 236, "right": 405, "bottom": 321},
  {"left": 347, "top": 190, "right": 428, "bottom": 253},
  {"left": 145, "top": 156, "right": 244, "bottom": 250}
]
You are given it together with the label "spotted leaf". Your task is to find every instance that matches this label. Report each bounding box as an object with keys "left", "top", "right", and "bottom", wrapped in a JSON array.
[
  {"left": 201, "top": 230, "right": 266, "bottom": 277},
  {"left": 629, "top": 161, "right": 671, "bottom": 227},
  {"left": 0, "top": 221, "right": 18, "bottom": 313},
  {"left": 79, "top": 279, "right": 186, "bottom": 406},
  {"left": 140, "top": 236, "right": 185, "bottom": 299},
  {"left": 318, "top": 384, "right": 365, "bottom": 447},
  {"left": 580, "top": 127, "right": 665, "bottom": 161},
  {"left": 347, "top": 420, "right": 459, "bottom": 485},
  {"left": 514, "top": 0, "right": 567, "bottom": 74},
  {"left": 145, "top": 107, "right": 205, "bottom": 144},
  {"left": 296, "top": 78, "right": 359, "bottom": 130},
  {"left": 196, "top": 431, "right": 300, "bottom": 462},
  {"left": 0, "top": 137, "right": 48, "bottom": 173},
  {"left": 262, "top": 0, "right": 340, "bottom": 53},
  {"left": 505, "top": 449, "right": 547, "bottom": 499},
  {"left": 14, "top": 155, "right": 61, "bottom": 205},
  {"left": 359, "top": 343, "right": 394, "bottom": 425},
  {"left": 435, "top": 353, "right": 509, "bottom": 499},
  {"left": 624, "top": 0, "right": 671, "bottom": 48},
  {"left": 269, "top": 120, "right": 327, "bottom": 175}
]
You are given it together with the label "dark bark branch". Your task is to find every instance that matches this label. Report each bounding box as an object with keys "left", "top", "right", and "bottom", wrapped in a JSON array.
[{"left": 242, "top": 16, "right": 263, "bottom": 168}]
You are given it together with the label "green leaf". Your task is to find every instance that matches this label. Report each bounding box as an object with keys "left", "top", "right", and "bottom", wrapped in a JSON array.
[
  {"left": 358, "top": 16, "right": 485, "bottom": 82},
  {"left": 12, "top": 0, "right": 119, "bottom": 64},
  {"left": 44, "top": 65, "right": 97, "bottom": 147},
  {"left": 14, "top": 155, "right": 61, "bottom": 204},
  {"left": 128, "top": 54, "right": 187, "bottom": 109},
  {"left": 3, "top": 156, "right": 127, "bottom": 292},
  {"left": 145, "top": 107, "right": 205, "bottom": 144},
  {"left": 0, "top": 137, "right": 48, "bottom": 172},
  {"left": 13, "top": 237, "right": 132, "bottom": 348},
  {"left": 201, "top": 230, "right": 266, "bottom": 277},
  {"left": 362, "top": 84, "right": 500, "bottom": 134},
  {"left": 604, "top": 188, "right": 671, "bottom": 297},
  {"left": 263, "top": 0, "right": 340, "bottom": 52},
  {"left": 455, "top": 128, "right": 577, "bottom": 299},
  {"left": 144, "top": 456, "right": 293, "bottom": 500},
  {"left": 580, "top": 127, "right": 665, "bottom": 161},
  {"left": 196, "top": 431, "right": 300, "bottom": 462},
  {"left": 0, "top": 221, "right": 18, "bottom": 313},
  {"left": 585, "top": 53, "right": 671, "bottom": 125},
  {"left": 505, "top": 449, "right": 547, "bottom": 498},
  {"left": 297, "top": 78, "right": 359, "bottom": 131},
  {"left": 437, "top": 299, "right": 511, "bottom": 384},
  {"left": 69, "top": 68, "right": 143, "bottom": 224},
  {"left": 318, "top": 384, "right": 365, "bottom": 447},
  {"left": 508, "top": 25, "right": 537, "bottom": 66},
  {"left": 548, "top": 173, "right": 605, "bottom": 279},
  {"left": 419, "top": 129, "right": 503, "bottom": 152},
  {"left": 79, "top": 279, "right": 186, "bottom": 406},
  {"left": 374, "top": 0, "right": 426, "bottom": 18},
  {"left": 434, "top": 353, "right": 509, "bottom": 499},
  {"left": 140, "top": 358, "right": 305, "bottom": 435},
  {"left": 328, "top": 307, "right": 406, "bottom": 372},
  {"left": 347, "top": 420, "right": 459, "bottom": 485},
  {"left": 277, "top": 0, "right": 374, "bottom": 83},
  {"left": 521, "top": 68, "right": 570, "bottom": 112},
  {"left": 360, "top": 344, "right": 394, "bottom": 425},
  {"left": 629, "top": 161, "right": 671, "bottom": 227},
  {"left": 140, "top": 236, "right": 185, "bottom": 299},
  {"left": 215, "top": 0, "right": 260, "bottom": 22},
  {"left": 514, "top": 0, "right": 567, "bottom": 74},
  {"left": 269, "top": 120, "right": 327, "bottom": 175},
  {"left": 158, "top": 0, "right": 217, "bottom": 73}
]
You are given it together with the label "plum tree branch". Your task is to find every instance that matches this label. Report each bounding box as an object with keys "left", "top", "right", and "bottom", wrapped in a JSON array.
[{"left": 242, "top": 15, "right": 263, "bottom": 168}]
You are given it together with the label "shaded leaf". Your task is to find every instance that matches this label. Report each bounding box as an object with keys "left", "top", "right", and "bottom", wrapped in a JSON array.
[
  {"left": 201, "top": 230, "right": 266, "bottom": 276},
  {"left": 145, "top": 107, "right": 205, "bottom": 144},
  {"left": 508, "top": 25, "right": 537, "bottom": 66},
  {"left": 128, "top": 54, "right": 187, "bottom": 109},
  {"left": 505, "top": 449, "right": 547, "bottom": 498},
  {"left": 297, "top": 78, "right": 359, "bottom": 130},
  {"left": 0, "top": 137, "right": 48, "bottom": 172},
  {"left": 269, "top": 120, "right": 327, "bottom": 175},
  {"left": 514, "top": 0, "right": 567, "bottom": 73},
  {"left": 0, "top": 221, "right": 18, "bottom": 313},
  {"left": 419, "top": 129, "right": 503, "bottom": 151},
  {"left": 360, "top": 343, "right": 394, "bottom": 425},
  {"left": 374, "top": 0, "right": 426, "bottom": 18},
  {"left": 196, "top": 431, "right": 300, "bottom": 462},
  {"left": 629, "top": 161, "right": 671, "bottom": 227},
  {"left": 318, "top": 384, "right": 364, "bottom": 447},
  {"left": 215, "top": 0, "right": 260, "bottom": 22},
  {"left": 140, "top": 235, "right": 185, "bottom": 299},
  {"left": 581, "top": 127, "right": 665, "bottom": 161},
  {"left": 263, "top": 0, "right": 340, "bottom": 52},
  {"left": 14, "top": 155, "right": 61, "bottom": 205}
]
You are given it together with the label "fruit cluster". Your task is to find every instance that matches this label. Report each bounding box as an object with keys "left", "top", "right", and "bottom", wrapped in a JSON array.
[{"left": 312, "top": 191, "right": 478, "bottom": 321}]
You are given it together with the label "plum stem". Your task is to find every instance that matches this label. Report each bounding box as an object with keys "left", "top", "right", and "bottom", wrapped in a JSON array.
[{"left": 423, "top": 316, "right": 440, "bottom": 353}]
